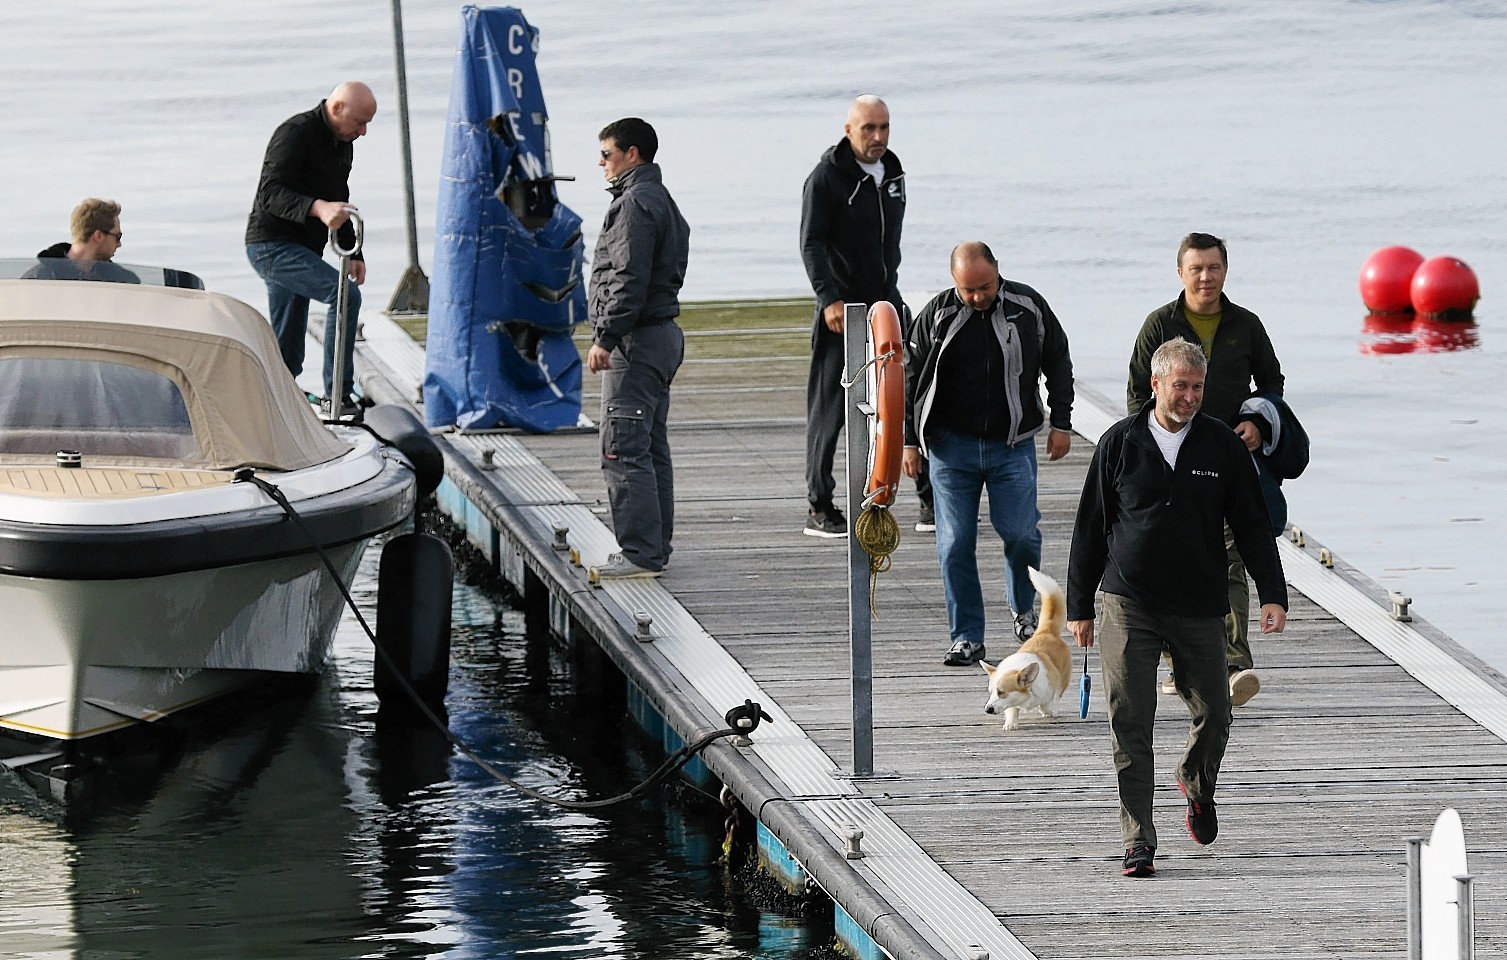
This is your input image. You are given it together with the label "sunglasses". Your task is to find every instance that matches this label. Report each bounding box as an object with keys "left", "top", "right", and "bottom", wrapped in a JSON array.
[{"left": 104, "top": 230, "right": 123, "bottom": 240}]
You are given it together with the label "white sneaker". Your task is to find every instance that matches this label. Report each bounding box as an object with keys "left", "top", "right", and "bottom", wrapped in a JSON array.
[
  {"left": 1229, "top": 669, "right": 1261, "bottom": 706},
  {"left": 1159, "top": 675, "right": 1178, "bottom": 696}
]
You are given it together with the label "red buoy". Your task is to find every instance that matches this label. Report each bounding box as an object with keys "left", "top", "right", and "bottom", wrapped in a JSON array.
[
  {"left": 1411, "top": 256, "right": 1479, "bottom": 318},
  {"left": 1359, "top": 246, "right": 1424, "bottom": 313}
]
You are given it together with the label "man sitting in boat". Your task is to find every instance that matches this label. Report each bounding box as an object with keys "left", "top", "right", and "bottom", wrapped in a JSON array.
[{"left": 22, "top": 198, "right": 140, "bottom": 284}]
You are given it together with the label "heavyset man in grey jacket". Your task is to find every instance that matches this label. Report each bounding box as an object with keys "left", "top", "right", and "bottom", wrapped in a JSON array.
[
  {"left": 903, "top": 242, "right": 1075, "bottom": 666},
  {"left": 586, "top": 117, "right": 691, "bottom": 581}
]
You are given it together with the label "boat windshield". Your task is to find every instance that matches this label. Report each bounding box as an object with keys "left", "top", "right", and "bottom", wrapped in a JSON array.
[
  {"left": 0, "top": 258, "right": 204, "bottom": 289},
  {"left": 0, "top": 357, "right": 199, "bottom": 460}
]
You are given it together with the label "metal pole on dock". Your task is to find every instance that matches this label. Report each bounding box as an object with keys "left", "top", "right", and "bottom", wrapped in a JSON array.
[
  {"left": 1405, "top": 836, "right": 1423, "bottom": 960},
  {"left": 843, "top": 301, "right": 874, "bottom": 777},
  {"left": 385, "top": 0, "right": 430, "bottom": 317}
]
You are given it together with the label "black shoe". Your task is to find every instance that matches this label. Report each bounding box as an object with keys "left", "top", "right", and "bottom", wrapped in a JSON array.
[
  {"left": 915, "top": 504, "right": 936, "bottom": 533},
  {"left": 943, "top": 640, "right": 986, "bottom": 666},
  {"left": 1180, "top": 783, "right": 1218, "bottom": 845},
  {"left": 1012, "top": 610, "right": 1038, "bottom": 642},
  {"left": 803, "top": 508, "right": 847, "bottom": 538},
  {"left": 1121, "top": 844, "right": 1156, "bottom": 877},
  {"left": 320, "top": 396, "right": 364, "bottom": 421}
]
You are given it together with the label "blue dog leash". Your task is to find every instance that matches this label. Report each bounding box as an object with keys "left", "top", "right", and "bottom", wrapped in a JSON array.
[{"left": 1079, "top": 646, "right": 1092, "bottom": 719}]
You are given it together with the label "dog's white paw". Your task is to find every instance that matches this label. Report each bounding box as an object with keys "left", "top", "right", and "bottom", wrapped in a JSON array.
[
  {"left": 1002, "top": 707, "right": 1020, "bottom": 731},
  {"left": 1039, "top": 704, "right": 1055, "bottom": 719}
]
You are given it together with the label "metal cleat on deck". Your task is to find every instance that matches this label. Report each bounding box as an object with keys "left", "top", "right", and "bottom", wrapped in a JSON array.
[{"left": 1389, "top": 591, "right": 1413, "bottom": 622}]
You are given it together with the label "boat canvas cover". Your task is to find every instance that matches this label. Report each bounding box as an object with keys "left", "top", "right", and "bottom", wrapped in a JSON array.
[
  {"left": 0, "top": 280, "right": 350, "bottom": 471},
  {"left": 422, "top": 4, "right": 587, "bottom": 433}
]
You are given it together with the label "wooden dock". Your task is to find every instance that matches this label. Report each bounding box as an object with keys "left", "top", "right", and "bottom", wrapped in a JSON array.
[{"left": 360, "top": 301, "right": 1507, "bottom": 959}]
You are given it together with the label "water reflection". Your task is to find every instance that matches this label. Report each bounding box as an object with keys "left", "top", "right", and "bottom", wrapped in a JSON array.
[
  {"left": 1360, "top": 314, "right": 1480, "bottom": 355},
  {"left": 0, "top": 542, "right": 833, "bottom": 959}
]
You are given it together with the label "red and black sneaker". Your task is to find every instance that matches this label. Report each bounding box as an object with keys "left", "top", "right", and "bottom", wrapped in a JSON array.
[
  {"left": 1179, "top": 782, "right": 1219, "bottom": 845},
  {"left": 1121, "top": 844, "right": 1156, "bottom": 877}
]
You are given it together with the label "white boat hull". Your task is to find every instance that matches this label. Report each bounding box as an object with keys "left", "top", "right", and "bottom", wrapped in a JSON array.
[{"left": 0, "top": 542, "right": 366, "bottom": 740}]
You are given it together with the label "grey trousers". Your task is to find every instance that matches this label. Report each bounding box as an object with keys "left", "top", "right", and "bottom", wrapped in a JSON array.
[
  {"left": 1225, "top": 525, "right": 1252, "bottom": 671},
  {"left": 600, "top": 322, "right": 684, "bottom": 571},
  {"left": 1100, "top": 593, "right": 1232, "bottom": 849}
]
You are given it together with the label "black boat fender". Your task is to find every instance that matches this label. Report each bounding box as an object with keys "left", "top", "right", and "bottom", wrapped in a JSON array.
[
  {"left": 376, "top": 530, "right": 454, "bottom": 714},
  {"left": 363, "top": 404, "right": 443, "bottom": 498}
]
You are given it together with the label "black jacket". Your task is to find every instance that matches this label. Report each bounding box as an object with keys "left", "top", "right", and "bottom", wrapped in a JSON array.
[
  {"left": 799, "top": 139, "right": 904, "bottom": 322},
  {"left": 903, "top": 281, "right": 1073, "bottom": 453},
  {"left": 1067, "top": 406, "right": 1287, "bottom": 621},
  {"left": 244, "top": 101, "right": 361, "bottom": 259},
  {"left": 589, "top": 162, "right": 691, "bottom": 353},
  {"left": 1126, "top": 293, "right": 1282, "bottom": 426}
]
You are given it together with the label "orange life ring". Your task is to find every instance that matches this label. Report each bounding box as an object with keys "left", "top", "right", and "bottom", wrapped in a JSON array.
[{"left": 865, "top": 301, "right": 904, "bottom": 508}]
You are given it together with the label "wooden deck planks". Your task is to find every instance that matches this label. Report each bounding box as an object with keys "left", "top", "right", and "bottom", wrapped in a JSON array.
[{"left": 509, "top": 325, "right": 1507, "bottom": 959}]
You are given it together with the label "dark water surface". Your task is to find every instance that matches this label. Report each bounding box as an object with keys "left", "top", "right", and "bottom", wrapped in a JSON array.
[{"left": 0, "top": 541, "right": 832, "bottom": 959}]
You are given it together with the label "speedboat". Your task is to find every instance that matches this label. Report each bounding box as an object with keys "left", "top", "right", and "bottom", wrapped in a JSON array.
[{"left": 0, "top": 259, "right": 435, "bottom": 745}]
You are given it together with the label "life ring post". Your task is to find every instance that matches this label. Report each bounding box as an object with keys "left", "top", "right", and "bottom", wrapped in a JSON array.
[{"left": 328, "top": 206, "right": 364, "bottom": 419}]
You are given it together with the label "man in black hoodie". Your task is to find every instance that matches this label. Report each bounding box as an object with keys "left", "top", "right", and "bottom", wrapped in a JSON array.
[{"left": 799, "top": 96, "right": 928, "bottom": 537}]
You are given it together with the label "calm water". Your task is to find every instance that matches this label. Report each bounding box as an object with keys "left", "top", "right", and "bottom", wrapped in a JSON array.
[
  {"left": 2, "top": 1, "right": 1506, "bottom": 953},
  {"left": 7, "top": 2, "right": 1504, "bottom": 671},
  {"left": 0, "top": 542, "right": 832, "bottom": 959}
]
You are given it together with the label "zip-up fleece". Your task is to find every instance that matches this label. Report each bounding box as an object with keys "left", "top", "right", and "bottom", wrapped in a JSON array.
[
  {"left": 590, "top": 162, "right": 690, "bottom": 353},
  {"left": 1067, "top": 405, "right": 1287, "bottom": 622},
  {"left": 799, "top": 138, "right": 905, "bottom": 320},
  {"left": 1126, "top": 293, "right": 1283, "bottom": 425},
  {"left": 903, "top": 281, "right": 1074, "bottom": 455}
]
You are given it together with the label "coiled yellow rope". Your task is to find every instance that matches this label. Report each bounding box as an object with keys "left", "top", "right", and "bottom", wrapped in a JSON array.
[{"left": 853, "top": 504, "right": 901, "bottom": 617}]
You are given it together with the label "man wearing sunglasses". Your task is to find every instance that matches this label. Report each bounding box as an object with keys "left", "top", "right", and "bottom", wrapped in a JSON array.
[
  {"left": 586, "top": 117, "right": 691, "bottom": 582},
  {"left": 27, "top": 198, "right": 138, "bottom": 283}
]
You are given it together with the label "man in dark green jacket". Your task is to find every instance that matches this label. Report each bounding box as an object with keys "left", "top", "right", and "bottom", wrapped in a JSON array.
[{"left": 1126, "top": 233, "right": 1284, "bottom": 707}]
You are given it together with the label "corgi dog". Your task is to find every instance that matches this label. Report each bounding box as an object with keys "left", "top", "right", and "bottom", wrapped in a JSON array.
[{"left": 981, "top": 567, "right": 1072, "bottom": 730}]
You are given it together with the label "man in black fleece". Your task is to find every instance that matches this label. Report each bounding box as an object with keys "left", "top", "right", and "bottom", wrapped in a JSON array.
[
  {"left": 245, "top": 81, "right": 376, "bottom": 414},
  {"left": 1068, "top": 337, "right": 1286, "bottom": 879}
]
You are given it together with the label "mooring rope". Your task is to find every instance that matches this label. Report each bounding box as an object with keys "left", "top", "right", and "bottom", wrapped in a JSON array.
[{"left": 852, "top": 505, "right": 900, "bottom": 616}]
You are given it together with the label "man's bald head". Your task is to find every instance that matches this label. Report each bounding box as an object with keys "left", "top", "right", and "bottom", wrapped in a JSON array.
[
  {"left": 950, "top": 240, "right": 997, "bottom": 273},
  {"left": 844, "top": 95, "right": 891, "bottom": 164},
  {"left": 326, "top": 81, "right": 377, "bottom": 142},
  {"left": 950, "top": 242, "right": 1001, "bottom": 312}
]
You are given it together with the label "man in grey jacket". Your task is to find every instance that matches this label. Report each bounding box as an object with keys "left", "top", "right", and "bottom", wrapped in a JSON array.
[
  {"left": 903, "top": 242, "right": 1074, "bottom": 666},
  {"left": 586, "top": 118, "right": 691, "bottom": 581}
]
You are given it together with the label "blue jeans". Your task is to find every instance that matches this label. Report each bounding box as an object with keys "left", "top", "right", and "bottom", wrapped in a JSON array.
[
  {"left": 246, "top": 241, "right": 360, "bottom": 401},
  {"left": 927, "top": 430, "right": 1042, "bottom": 644}
]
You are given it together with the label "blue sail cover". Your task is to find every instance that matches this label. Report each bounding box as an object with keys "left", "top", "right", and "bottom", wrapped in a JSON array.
[{"left": 423, "top": 5, "right": 585, "bottom": 432}]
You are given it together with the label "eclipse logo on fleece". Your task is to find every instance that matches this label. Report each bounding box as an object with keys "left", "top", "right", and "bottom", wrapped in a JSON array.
[{"left": 1189, "top": 468, "right": 1220, "bottom": 478}]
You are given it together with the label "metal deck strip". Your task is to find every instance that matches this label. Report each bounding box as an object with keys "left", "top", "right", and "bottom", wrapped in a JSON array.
[
  {"left": 358, "top": 313, "right": 426, "bottom": 385},
  {"left": 1278, "top": 537, "right": 1507, "bottom": 740},
  {"left": 450, "top": 435, "right": 583, "bottom": 505},
  {"left": 803, "top": 798, "right": 1036, "bottom": 960}
]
